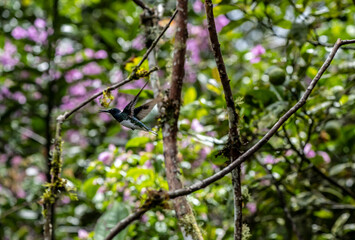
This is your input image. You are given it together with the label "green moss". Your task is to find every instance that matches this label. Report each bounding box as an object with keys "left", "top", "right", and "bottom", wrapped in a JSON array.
[
  {"left": 179, "top": 213, "right": 203, "bottom": 240},
  {"left": 242, "top": 224, "right": 252, "bottom": 240}
]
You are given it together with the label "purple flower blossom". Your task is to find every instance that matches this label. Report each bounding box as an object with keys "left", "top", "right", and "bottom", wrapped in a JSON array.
[
  {"left": 144, "top": 160, "right": 153, "bottom": 169},
  {"left": 11, "top": 156, "right": 22, "bottom": 166},
  {"left": 304, "top": 143, "right": 316, "bottom": 158},
  {"left": 145, "top": 143, "right": 154, "bottom": 152},
  {"left": 263, "top": 154, "right": 278, "bottom": 164},
  {"left": 193, "top": 0, "right": 204, "bottom": 13},
  {"left": 285, "top": 150, "right": 294, "bottom": 156},
  {"left": 11, "top": 26, "right": 28, "bottom": 39},
  {"left": 215, "top": 15, "right": 230, "bottom": 32},
  {"left": 65, "top": 69, "right": 83, "bottom": 83},
  {"left": 34, "top": 18, "right": 46, "bottom": 28},
  {"left": 317, "top": 151, "right": 331, "bottom": 163},
  {"left": 56, "top": 42, "right": 74, "bottom": 56},
  {"left": 78, "top": 229, "right": 89, "bottom": 239},
  {"left": 84, "top": 48, "right": 95, "bottom": 59},
  {"left": 251, "top": 44, "right": 266, "bottom": 56},
  {"left": 61, "top": 196, "right": 71, "bottom": 204},
  {"left": 98, "top": 151, "right": 114, "bottom": 165},
  {"left": 247, "top": 202, "right": 257, "bottom": 214},
  {"left": 187, "top": 39, "right": 201, "bottom": 64},
  {"left": 0, "top": 154, "right": 7, "bottom": 163},
  {"left": 16, "top": 188, "right": 26, "bottom": 198},
  {"left": 69, "top": 84, "right": 86, "bottom": 96},
  {"left": 191, "top": 119, "right": 204, "bottom": 133},
  {"left": 95, "top": 50, "right": 108, "bottom": 59},
  {"left": 193, "top": 147, "right": 211, "bottom": 168},
  {"left": 141, "top": 214, "right": 148, "bottom": 223},
  {"left": 0, "top": 41, "right": 19, "bottom": 68},
  {"left": 132, "top": 35, "right": 145, "bottom": 50},
  {"left": 249, "top": 44, "right": 265, "bottom": 64},
  {"left": 82, "top": 62, "right": 102, "bottom": 75},
  {"left": 13, "top": 92, "right": 27, "bottom": 104}
]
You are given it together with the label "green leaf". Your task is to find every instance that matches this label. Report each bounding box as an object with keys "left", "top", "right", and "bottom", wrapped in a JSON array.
[
  {"left": 314, "top": 209, "right": 333, "bottom": 219},
  {"left": 184, "top": 87, "right": 197, "bottom": 105},
  {"left": 126, "top": 136, "right": 150, "bottom": 149},
  {"left": 83, "top": 177, "right": 100, "bottom": 199},
  {"left": 331, "top": 213, "right": 350, "bottom": 235},
  {"left": 213, "top": 4, "right": 238, "bottom": 16},
  {"left": 94, "top": 202, "right": 129, "bottom": 240}
]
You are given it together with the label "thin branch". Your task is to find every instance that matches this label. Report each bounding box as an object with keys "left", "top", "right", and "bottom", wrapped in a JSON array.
[
  {"left": 132, "top": 0, "right": 154, "bottom": 14},
  {"left": 308, "top": 39, "right": 355, "bottom": 50},
  {"left": 103, "top": 38, "right": 355, "bottom": 235},
  {"left": 105, "top": 208, "right": 148, "bottom": 240},
  {"left": 41, "top": 7, "right": 178, "bottom": 240},
  {"left": 170, "top": 38, "right": 353, "bottom": 198},
  {"left": 204, "top": 1, "right": 242, "bottom": 239},
  {"left": 63, "top": 9, "right": 178, "bottom": 120}
]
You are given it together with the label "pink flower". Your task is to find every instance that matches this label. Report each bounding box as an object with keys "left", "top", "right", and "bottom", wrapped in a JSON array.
[
  {"left": 98, "top": 151, "right": 114, "bottom": 165},
  {"left": 251, "top": 44, "right": 266, "bottom": 56},
  {"left": 0, "top": 154, "right": 7, "bottom": 163},
  {"left": 263, "top": 154, "right": 276, "bottom": 164},
  {"left": 144, "top": 160, "right": 152, "bottom": 169},
  {"left": 249, "top": 44, "right": 265, "bottom": 64},
  {"left": 0, "top": 41, "right": 19, "bottom": 68},
  {"left": 247, "top": 202, "right": 257, "bottom": 214},
  {"left": 16, "top": 188, "right": 26, "bottom": 198},
  {"left": 82, "top": 62, "right": 102, "bottom": 75},
  {"left": 12, "top": 92, "right": 26, "bottom": 104},
  {"left": 250, "top": 56, "right": 261, "bottom": 64},
  {"left": 56, "top": 41, "right": 74, "bottom": 56},
  {"left": 304, "top": 143, "right": 316, "bottom": 158},
  {"left": 215, "top": 15, "right": 230, "bottom": 32},
  {"left": 11, "top": 156, "right": 22, "bottom": 166},
  {"left": 193, "top": 0, "right": 204, "bottom": 13},
  {"left": 191, "top": 119, "right": 204, "bottom": 133},
  {"left": 141, "top": 214, "right": 148, "bottom": 223},
  {"left": 285, "top": 150, "right": 294, "bottom": 157},
  {"left": 11, "top": 26, "right": 28, "bottom": 39},
  {"left": 78, "top": 229, "right": 89, "bottom": 239},
  {"left": 69, "top": 84, "right": 86, "bottom": 96},
  {"left": 132, "top": 35, "right": 145, "bottom": 50},
  {"left": 84, "top": 48, "right": 95, "bottom": 58},
  {"left": 145, "top": 143, "right": 154, "bottom": 152},
  {"left": 61, "top": 196, "right": 71, "bottom": 204},
  {"left": 65, "top": 69, "right": 83, "bottom": 83},
  {"left": 317, "top": 151, "right": 331, "bottom": 163},
  {"left": 34, "top": 18, "right": 46, "bottom": 28},
  {"left": 95, "top": 50, "right": 108, "bottom": 59}
]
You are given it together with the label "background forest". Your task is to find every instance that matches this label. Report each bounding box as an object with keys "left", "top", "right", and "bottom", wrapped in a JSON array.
[{"left": 0, "top": 0, "right": 355, "bottom": 239}]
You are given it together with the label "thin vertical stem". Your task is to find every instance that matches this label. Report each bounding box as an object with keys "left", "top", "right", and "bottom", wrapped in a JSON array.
[{"left": 204, "top": 1, "right": 242, "bottom": 239}]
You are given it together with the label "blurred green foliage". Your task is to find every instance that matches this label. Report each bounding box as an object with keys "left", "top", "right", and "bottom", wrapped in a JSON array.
[{"left": 0, "top": 0, "right": 355, "bottom": 239}]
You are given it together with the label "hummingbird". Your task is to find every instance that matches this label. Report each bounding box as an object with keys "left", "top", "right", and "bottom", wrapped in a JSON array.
[{"left": 100, "top": 81, "right": 159, "bottom": 135}]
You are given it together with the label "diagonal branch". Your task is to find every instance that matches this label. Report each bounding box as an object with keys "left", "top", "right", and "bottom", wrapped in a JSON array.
[
  {"left": 204, "top": 1, "right": 242, "bottom": 239},
  {"left": 42, "top": 8, "right": 179, "bottom": 240},
  {"left": 63, "top": 9, "right": 178, "bottom": 120},
  {"left": 102, "top": 38, "right": 355, "bottom": 240}
]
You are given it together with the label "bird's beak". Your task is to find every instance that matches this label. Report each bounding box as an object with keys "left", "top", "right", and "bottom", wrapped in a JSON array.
[{"left": 99, "top": 109, "right": 109, "bottom": 113}]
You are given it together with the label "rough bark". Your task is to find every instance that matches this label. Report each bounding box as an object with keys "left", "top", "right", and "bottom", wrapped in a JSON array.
[
  {"left": 204, "top": 1, "right": 242, "bottom": 239},
  {"left": 162, "top": 1, "right": 203, "bottom": 239}
]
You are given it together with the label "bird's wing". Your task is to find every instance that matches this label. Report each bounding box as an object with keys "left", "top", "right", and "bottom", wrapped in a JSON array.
[
  {"left": 122, "top": 81, "right": 149, "bottom": 116},
  {"left": 134, "top": 97, "right": 160, "bottom": 120}
]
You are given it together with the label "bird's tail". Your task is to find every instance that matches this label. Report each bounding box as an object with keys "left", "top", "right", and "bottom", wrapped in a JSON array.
[{"left": 149, "top": 130, "right": 158, "bottom": 136}]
